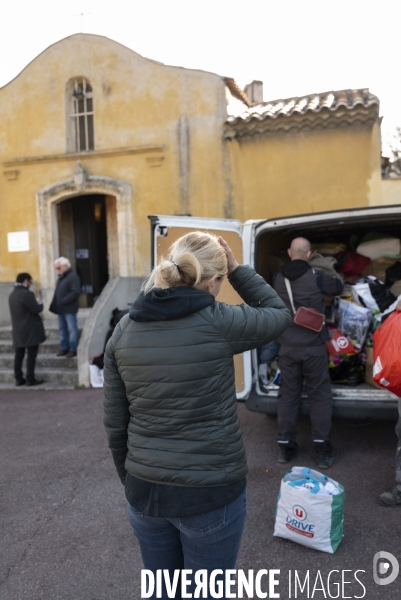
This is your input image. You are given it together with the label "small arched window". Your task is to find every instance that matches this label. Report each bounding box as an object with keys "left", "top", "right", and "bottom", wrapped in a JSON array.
[{"left": 70, "top": 78, "right": 94, "bottom": 152}]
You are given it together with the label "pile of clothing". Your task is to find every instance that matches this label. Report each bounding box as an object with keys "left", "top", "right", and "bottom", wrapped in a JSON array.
[
  {"left": 287, "top": 477, "right": 341, "bottom": 496},
  {"left": 312, "top": 234, "right": 401, "bottom": 386}
]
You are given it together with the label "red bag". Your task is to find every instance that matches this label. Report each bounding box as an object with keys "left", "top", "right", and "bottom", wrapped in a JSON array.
[
  {"left": 293, "top": 307, "right": 325, "bottom": 332},
  {"left": 284, "top": 278, "right": 325, "bottom": 332},
  {"left": 326, "top": 328, "right": 357, "bottom": 355},
  {"left": 373, "top": 312, "right": 401, "bottom": 396}
]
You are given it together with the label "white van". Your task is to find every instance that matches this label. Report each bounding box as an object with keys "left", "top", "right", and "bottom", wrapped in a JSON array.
[{"left": 151, "top": 206, "right": 400, "bottom": 421}]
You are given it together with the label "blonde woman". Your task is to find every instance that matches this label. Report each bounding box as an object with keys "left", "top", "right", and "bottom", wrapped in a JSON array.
[{"left": 103, "top": 232, "right": 291, "bottom": 599}]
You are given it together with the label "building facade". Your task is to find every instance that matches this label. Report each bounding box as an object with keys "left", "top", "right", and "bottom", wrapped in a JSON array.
[
  {"left": 225, "top": 89, "right": 383, "bottom": 219},
  {"left": 0, "top": 34, "right": 384, "bottom": 324},
  {"left": 0, "top": 34, "right": 236, "bottom": 314}
]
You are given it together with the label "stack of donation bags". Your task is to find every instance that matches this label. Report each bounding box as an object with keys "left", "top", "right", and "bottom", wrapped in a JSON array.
[{"left": 312, "top": 234, "right": 401, "bottom": 387}]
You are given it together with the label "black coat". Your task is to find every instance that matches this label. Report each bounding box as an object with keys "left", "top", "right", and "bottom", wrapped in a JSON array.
[
  {"left": 49, "top": 268, "right": 81, "bottom": 314},
  {"left": 9, "top": 285, "right": 46, "bottom": 348},
  {"left": 274, "top": 259, "right": 343, "bottom": 347}
]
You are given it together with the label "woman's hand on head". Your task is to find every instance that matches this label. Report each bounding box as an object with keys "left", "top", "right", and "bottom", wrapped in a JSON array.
[{"left": 218, "top": 237, "right": 239, "bottom": 275}]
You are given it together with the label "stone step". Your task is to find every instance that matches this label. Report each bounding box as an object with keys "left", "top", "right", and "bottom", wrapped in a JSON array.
[
  {"left": 0, "top": 311, "right": 90, "bottom": 388},
  {"left": 0, "top": 353, "right": 77, "bottom": 369},
  {"left": 0, "top": 315, "right": 87, "bottom": 340},
  {"left": 0, "top": 340, "right": 61, "bottom": 354},
  {"left": 0, "top": 367, "right": 79, "bottom": 385},
  {"left": 0, "top": 327, "right": 61, "bottom": 341},
  {"left": 0, "top": 382, "right": 76, "bottom": 391}
]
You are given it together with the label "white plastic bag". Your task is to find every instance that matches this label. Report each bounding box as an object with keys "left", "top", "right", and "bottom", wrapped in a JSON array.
[
  {"left": 351, "top": 282, "right": 380, "bottom": 312},
  {"left": 274, "top": 467, "right": 344, "bottom": 554},
  {"left": 334, "top": 297, "right": 372, "bottom": 351},
  {"left": 89, "top": 364, "right": 104, "bottom": 388}
]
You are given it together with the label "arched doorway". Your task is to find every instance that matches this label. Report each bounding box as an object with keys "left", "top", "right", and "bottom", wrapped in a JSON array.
[
  {"left": 57, "top": 194, "right": 109, "bottom": 306},
  {"left": 36, "top": 163, "right": 134, "bottom": 312}
]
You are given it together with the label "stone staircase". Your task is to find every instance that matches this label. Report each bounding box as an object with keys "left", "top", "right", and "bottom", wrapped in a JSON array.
[{"left": 0, "top": 313, "right": 89, "bottom": 390}]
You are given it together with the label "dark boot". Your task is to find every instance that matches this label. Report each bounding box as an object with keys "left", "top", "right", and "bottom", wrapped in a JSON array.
[
  {"left": 315, "top": 442, "right": 337, "bottom": 469},
  {"left": 379, "top": 487, "right": 401, "bottom": 507},
  {"left": 278, "top": 442, "right": 298, "bottom": 464},
  {"left": 26, "top": 379, "right": 44, "bottom": 387},
  {"left": 56, "top": 349, "right": 68, "bottom": 357}
]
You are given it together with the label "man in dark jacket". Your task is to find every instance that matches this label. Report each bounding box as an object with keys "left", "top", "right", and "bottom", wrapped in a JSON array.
[
  {"left": 9, "top": 273, "right": 46, "bottom": 386},
  {"left": 49, "top": 257, "right": 81, "bottom": 358},
  {"left": 274, "top": 237, "right": 343, "bottom": 468}
]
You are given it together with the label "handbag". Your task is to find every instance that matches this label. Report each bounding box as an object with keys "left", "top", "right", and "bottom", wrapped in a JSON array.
[{"left": 284, "top": 278, "right": 325, "bottom": 332}]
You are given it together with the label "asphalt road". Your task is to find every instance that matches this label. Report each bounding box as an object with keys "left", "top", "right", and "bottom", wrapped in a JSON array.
[{"left": 1, "top": 388, "right": 400, "bottom": 600}]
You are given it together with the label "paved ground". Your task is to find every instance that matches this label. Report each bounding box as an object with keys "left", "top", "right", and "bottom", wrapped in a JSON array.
[{"left": 1, "top": 388, "right": 401, "bottom": 600}]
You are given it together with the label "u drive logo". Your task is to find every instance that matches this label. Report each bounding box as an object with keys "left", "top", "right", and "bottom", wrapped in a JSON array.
[
  {"left": 373, "top": 551, "right": 400, "bottom": 586},
  {"left": 293, "top": 505, "right": 307, "bottom": 521}
]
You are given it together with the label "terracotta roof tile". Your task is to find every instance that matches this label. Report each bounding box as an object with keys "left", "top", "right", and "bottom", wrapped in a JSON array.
[{"left": 225, "top": 88, "right": 380, "bottom": 138}]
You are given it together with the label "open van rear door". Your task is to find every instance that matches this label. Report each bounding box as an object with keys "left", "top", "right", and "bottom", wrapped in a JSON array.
[{"left": 150, "top": 215, "right": 252, "bottom": 399}]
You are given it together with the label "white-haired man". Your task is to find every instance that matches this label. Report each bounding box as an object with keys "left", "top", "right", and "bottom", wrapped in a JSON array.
[{"left": 49, "top": 257, "right": 81, "bottom": 358}]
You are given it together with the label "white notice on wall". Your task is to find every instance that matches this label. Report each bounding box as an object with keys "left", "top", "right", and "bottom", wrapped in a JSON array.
[
  {"left": 76, "top": 248, "right": 89, "bottom": 259},
  {"left": 7, "top": 231, "right": 30, "bottom": 252}
]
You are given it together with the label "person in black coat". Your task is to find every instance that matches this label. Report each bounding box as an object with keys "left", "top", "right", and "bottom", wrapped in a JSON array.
[
  {"left": 274, "top": 237, "right": 343, "bottom": 469},
  {"left": 49, "top": 257, "right": 81, "bottom": 358},
  {"left": 8, "top": 273, "right": 46, "bottom": 386}
]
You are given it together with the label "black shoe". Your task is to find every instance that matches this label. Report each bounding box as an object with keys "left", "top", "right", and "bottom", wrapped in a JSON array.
[
  {"left": 379, "top": 487, "right": 401, "bottom": 507},
  {"left": 66, "top": 351, "right": 77, "bottom": 358},
  {"left": 15, "top": 378, "right": 26, "bottom": 386},
  {"left": 278, "top": 444, "right": 297, "bottom": 464},
  {"left": 26, "top": 379, "right": 44, "bottom": 387},
  {"left": 316, "top": 446, "right": 337, "bottom": 469},
  {"left": 56, "top": 349, "right": 68, "bottom": 357}
]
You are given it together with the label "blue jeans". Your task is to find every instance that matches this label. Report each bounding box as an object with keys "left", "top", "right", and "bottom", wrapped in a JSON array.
[
  {"left": 57, "top": 313, "right": 79, "bottom": 352},
  {"left": 127, "top": 489, "right": 247, "bottom": 599},
  {"left": 259, "top": 340, "right": 280, "bottom": 364}
]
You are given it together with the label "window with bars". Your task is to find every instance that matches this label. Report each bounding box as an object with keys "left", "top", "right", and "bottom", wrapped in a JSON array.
[{"left": 70, "top": 78, "right": 94, "bottom": 152}]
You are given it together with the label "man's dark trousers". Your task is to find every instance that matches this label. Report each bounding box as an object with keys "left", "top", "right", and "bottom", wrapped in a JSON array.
[
  {"left": 277, "top": 345, "right": 333, "bottom": 445},
  {"left": 14, "top": 345, "right": 39, "bottom": 384}
]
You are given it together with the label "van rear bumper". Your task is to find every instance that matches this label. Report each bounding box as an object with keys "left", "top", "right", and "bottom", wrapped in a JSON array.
[{"left": 245, "top": 385, "right": 399, "bottom": 421}]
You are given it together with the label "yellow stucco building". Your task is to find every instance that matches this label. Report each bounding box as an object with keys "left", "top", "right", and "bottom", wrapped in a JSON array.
[
  {"left": 0, "top": 33, "right": 237, "bottom": 311},
  {"left": 1, "top": 34, "right": 383, "bottom": 302},
  {"left": 0, "top": 34, "right": 387, "bottom": 386},
  {"left": 225, "top": 89, "right": 383, "bottom": 219}
]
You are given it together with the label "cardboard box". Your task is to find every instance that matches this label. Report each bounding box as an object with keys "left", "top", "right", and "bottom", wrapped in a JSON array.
[
  {"left": 365, "top": 346, "right": 374, "bottom": 366},
  {"left": 361, "top": 257, "right": 397, "bottom": 283},
  {"left": 364, "top": 346, "right": 382, "bottom": 388}
]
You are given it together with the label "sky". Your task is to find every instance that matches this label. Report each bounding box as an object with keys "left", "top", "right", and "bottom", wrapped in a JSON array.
[{"left": 1, "top": 0, "right": 400, "bottom": 154}]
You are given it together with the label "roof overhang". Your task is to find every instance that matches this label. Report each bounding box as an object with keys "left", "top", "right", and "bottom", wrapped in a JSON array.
[{"left": 224, "top": 88, "right": 380, "bottom": 139}]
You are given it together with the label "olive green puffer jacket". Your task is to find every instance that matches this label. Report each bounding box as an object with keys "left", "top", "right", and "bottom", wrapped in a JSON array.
[{"left": 103, "top": 265, "right": 291, "bottom": 486}]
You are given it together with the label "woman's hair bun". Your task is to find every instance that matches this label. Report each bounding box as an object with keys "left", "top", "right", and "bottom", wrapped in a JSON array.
[{"left": 142, "top": 231, "right": 227, "bottom": 293}]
